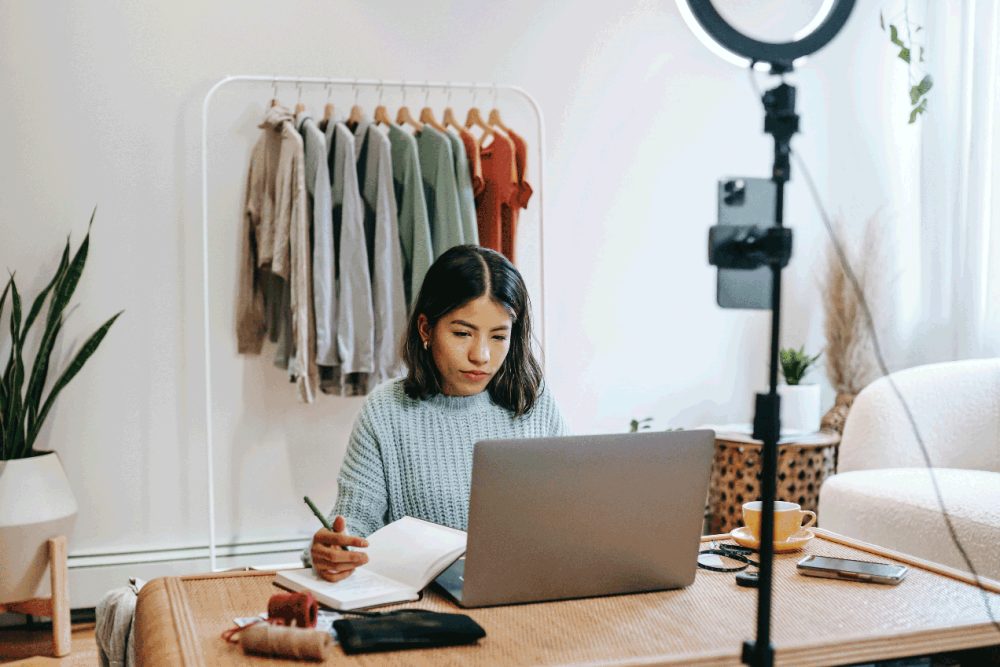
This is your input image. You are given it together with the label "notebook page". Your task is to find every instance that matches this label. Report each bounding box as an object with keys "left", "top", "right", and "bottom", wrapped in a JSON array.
[
  {"left": 362, "top": 517, "right": 467, "bottom": 590},
  {"left": 324, "top": 568, "right": 411, "bottom": 603},
  {"left": 275, "top": 567, "right": 412, "bottom": 608}
]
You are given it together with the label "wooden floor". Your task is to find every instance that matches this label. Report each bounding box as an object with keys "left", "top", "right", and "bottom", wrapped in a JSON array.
[{"left": 0, "top": 622, "right": 98, "bottom": 667}]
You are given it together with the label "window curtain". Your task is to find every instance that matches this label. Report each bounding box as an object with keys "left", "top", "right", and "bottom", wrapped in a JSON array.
[{"left": 918, "top": 0, "right": 1000, "bottom": 360}]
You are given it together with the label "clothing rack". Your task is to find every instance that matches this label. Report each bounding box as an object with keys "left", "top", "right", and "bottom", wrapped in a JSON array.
[{"left": 201, "top": 75, "right": 548, "bottom": 572}]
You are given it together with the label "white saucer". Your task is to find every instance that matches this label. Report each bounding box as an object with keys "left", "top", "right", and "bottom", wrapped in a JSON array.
[{"left": 730, "top": 526, "right": 814, "bottom": 553}]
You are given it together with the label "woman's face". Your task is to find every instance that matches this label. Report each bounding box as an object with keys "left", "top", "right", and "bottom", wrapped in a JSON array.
[{"left": 418, "top": 295, "right": 513, "bottom": 397}]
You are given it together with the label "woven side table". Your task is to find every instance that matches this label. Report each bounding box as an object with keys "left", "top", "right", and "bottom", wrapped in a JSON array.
[{"left": 706, "top": 431, "right": 840, "bottom": 536}]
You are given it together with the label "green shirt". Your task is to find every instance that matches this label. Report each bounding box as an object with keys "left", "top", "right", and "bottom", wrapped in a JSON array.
[
  {"left": 415, "top": 126, "right": 465, "bottom": 258},
  {"left": 387, "top": 124, "right": 434, "bottom": 309},
  {"left": 446, "top": 128, "right": 479, "bottom": 246}
]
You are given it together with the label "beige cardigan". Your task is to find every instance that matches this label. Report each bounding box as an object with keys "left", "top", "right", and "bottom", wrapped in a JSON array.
[{"left": 236, "top": 105, "right": 318, "bottom": 402}]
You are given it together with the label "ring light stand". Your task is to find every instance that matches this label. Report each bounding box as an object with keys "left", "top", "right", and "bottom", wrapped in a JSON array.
[{"left": 675, "top": 2, "right": 856, "bottom": 666}]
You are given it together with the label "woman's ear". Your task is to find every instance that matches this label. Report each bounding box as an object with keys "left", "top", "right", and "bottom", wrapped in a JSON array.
[{"left": 417, "top": 314, "right": 431, "bottom": 345}]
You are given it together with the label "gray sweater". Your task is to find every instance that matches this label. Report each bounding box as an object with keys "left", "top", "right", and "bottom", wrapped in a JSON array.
[{"left": 303, "top": 379, "right": 569, "bottom": 564}]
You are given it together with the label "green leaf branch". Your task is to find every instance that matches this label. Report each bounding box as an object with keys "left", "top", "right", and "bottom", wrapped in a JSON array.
[{"left": 881, "top": 3, "right": 932, "bottom": 124}]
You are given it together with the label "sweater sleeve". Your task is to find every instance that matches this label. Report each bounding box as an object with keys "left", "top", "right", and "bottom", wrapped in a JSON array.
[
  {"left": 541, "top": 384, "right": 572, "bottom": 436},
  {"left": 300, "top": 399, "right": 390, "bottom": 568},
  {"left": 402, "top": 147, "right": 434, "bottom": 310},
  {"left": 236, "top": 138, "right": 267, "bottom": 355},
  {"left": 308, "top": 123, "right": 338, "bottom": 366},
  {"left": 330, "top": 402, "right": 390, "bottom": 539},
  {"left": 370, "top": 136, "right": 408, "bottom": 386},
  {"left": 288, "top": 130, "right": 317, "bottom": 403},
  {"left": 337, "top": 126, "right": 375, "bottom": 375},
  {"left": 430, "top": 136, "right": 466, "bottom": 257}
]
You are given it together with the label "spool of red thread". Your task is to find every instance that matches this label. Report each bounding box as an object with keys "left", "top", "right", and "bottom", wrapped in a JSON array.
[{"left": 268, "top": 592, "right": 318, "bottom": 628}]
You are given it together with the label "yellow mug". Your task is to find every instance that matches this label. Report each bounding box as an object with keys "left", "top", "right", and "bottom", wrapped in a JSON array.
[{"left": 742, "top": 501, "right": 816, "bottom": 543}]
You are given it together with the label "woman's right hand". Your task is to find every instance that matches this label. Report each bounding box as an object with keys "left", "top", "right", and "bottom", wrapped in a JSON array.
[{"left": 311, "top": 515, "right": 370, "bottom": 583}]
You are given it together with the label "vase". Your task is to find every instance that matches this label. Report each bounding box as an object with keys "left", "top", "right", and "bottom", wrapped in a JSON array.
[
  {"left": 820, "top": 393, "right": 857, "bottom": 434},
  {"left": 776, "top": 384, "right": 821, "bottom": 434},
  {"left": 0, "top": 451, "right": 77, "bottom": 604}
]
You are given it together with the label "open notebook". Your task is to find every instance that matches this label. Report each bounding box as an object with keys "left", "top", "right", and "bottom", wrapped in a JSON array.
[{"left": 275, "top": 516, "right": 467, "bottom": 610}]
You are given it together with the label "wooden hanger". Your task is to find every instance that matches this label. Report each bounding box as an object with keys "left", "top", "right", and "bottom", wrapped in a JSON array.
[
  {"left": 420, "top": 107, "right": 447, "bottom": 133},
  {"left": 442, "top": 106, "right": 460, "bottom": 130},
  {"left": 396, "top": 86, "right": 424, "bottom": 131},
  {"left": 465, "top": 106, "right": 494, "bottom": 147},
  {"left": 348, "top": 104, "right": 364, "bottom": 125},
  {"left": 465, "top": 87, "right": 495, "bottom": 146},
  {"left": 397, "top": 105, "right": 423, "bottom": 131},
  {"left": 294, "top": 83, "right": 306, "bottom": 115},
  {"left": 418, "top": 85, "right": 447, "bottom": 133},
  {"left": 269, "top": 80, "right": 280, "bottom": 108},
  {"left": 373, "top": 83, "right": 392, "bottom": 126},
  {"left": 346, "top": 83, "right": 364, "bottom": 127},
  {"left": 374, "top": 105, "right": 392, "bottom": 126},
  {"left": 487, "top": 85, "right": 514, "bottom": 135},
  {"left": 488, "top": 108, "right": 511, "bottom": 134},
  {"left": 321, "top": 84, "right": 334, "bottom": 125},
  {"left": 442, "top": 85, "right": 462, "bottom": 131}
]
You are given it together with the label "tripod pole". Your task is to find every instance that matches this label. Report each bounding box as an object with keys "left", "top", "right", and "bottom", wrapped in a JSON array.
[{"left": 742, "top": 80, "right": 798, "bottom": 667}]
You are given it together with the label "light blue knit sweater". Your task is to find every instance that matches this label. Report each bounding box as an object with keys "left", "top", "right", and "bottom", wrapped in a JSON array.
[{"left": 311, "top": 378, "right": 570, "bottom": 555}]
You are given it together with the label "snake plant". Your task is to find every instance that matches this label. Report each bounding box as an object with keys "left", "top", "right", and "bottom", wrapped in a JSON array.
[{"left": 1, "top": 210, "right": 122, "bottom": 459}]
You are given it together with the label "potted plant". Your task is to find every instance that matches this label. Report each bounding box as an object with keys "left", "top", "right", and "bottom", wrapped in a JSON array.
[
  {"left": 0, "top": 212, "right": 121, "bottom": 604},
  {"left": 629, "top": 417, "right": 653, "bottom": 433},
  {"left": 777, "top": 346, "right": 822, "bottom": 434}
]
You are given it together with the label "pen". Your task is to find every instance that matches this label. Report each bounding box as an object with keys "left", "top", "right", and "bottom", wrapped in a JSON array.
[
  {"left": 304, "top": 496, "right": 351, "bottom": 552},
  {"left": 304, "top": 495, "right": 333, "bottom": 531}
]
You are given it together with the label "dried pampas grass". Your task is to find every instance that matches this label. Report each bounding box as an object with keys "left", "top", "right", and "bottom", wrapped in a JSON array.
[{"left": 821, "top": 211, "right": 889, "bottom": 396}]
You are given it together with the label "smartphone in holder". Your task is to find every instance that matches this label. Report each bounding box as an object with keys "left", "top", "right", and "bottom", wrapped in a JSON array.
[
  {"left": 797, "top": 555, "right": 908, "bottom": 585},
  {"left": 716, "top": 177, "right": 778, "bottom": 310}
]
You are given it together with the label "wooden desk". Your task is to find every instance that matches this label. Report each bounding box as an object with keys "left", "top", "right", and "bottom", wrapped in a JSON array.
[{"left": 134, "top": 530, "right": 1000, "bottom": 667}]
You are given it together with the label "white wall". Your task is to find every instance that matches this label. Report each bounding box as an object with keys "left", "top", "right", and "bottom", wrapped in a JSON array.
[{"left": 0, "top": 0, "right": 922, "bottom": 606}]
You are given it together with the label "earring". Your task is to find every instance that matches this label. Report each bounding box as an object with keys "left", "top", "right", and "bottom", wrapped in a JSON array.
[{"left": 423, "top": 340, "right": 429, "bottom": 350}]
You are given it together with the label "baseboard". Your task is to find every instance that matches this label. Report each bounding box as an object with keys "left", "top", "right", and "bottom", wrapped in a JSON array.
[
  {"left": 0, "top": 607, "right": 98, "bottom": 628},
  {"left": 0, "top": 612, "right": 27, "bottom": 627},
  {"left": 66, "top": 537, "right": 310, "bottom": 608}
]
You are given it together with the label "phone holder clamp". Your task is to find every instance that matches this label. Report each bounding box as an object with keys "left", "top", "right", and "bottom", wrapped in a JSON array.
[{"left": 708, "top": 226, "right": 793, "bottom": 271}]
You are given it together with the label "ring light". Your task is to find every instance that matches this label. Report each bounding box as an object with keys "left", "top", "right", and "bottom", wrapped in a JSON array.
[{"left": 676, "top": 0, "right": 856, "bottom": 71}]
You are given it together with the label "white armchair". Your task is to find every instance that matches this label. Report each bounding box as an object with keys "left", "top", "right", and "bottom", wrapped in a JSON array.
[{"left": 818, "top": 358, "right": 1000, "bottom": 580}]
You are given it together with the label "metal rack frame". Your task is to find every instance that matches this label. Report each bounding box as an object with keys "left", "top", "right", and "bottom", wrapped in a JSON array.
[{"left": 200, "top": 75, "right": 547, "bottom": 571}]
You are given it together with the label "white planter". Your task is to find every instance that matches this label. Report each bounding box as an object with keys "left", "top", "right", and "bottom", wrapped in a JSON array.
[
  {"left": 776, "top": 384, "right": 821, "bottom": 434},
  {"left": 0, "top": 452, "right": 77, "bottom": 603}
]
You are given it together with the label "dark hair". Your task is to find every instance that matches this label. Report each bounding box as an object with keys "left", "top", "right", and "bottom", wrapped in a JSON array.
[{"left": 401, "top": 245, "right": 543, "bottom": 417}]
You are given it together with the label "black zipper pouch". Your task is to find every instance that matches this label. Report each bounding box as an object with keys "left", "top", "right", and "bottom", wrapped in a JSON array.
[{"left": 332, "top": 609, "right": 486, "bottom": 654}]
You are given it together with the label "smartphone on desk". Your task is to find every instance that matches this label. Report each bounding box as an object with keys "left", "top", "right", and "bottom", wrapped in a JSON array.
[{"left": 797, "top": 555, "right": 907, "bottom": 585}]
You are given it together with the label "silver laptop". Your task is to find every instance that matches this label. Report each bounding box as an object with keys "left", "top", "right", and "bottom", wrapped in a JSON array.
[{"left": 435, "top": 430, "right": 716, "bottom": 607}]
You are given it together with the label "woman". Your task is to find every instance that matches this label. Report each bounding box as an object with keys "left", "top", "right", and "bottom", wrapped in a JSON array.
[
  {"left": 308, "top": 245, "right": 569, "bottom": 582},
  {"left": 309, "top": 245, "right": 569, "bottom": 581}
]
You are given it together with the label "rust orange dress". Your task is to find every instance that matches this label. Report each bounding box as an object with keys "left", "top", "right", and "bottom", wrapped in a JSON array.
[{"left": 502, "top": 129, "right": 533, "bottom": 264}]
